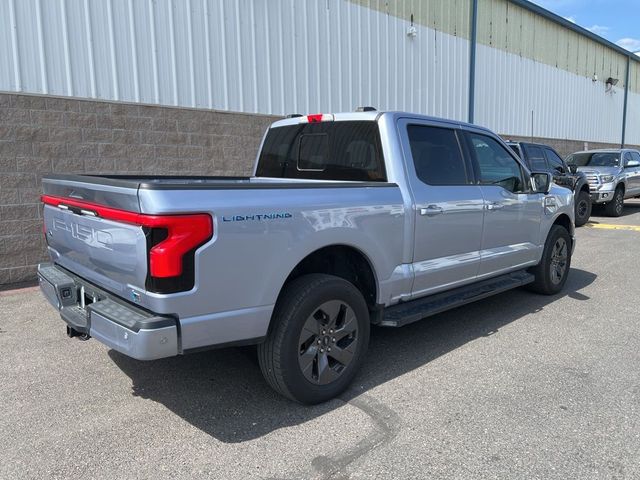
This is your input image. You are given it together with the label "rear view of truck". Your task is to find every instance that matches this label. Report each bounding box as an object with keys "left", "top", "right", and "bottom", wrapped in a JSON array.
[
  {"left": 37, "top": 110, "right": 573, "bottom": 405},
  {"left": 37, "top": 111, "right": 405, "bottom": 406},
  {"left": 39, "top": 177, "right": 214, "bottom": 359}
]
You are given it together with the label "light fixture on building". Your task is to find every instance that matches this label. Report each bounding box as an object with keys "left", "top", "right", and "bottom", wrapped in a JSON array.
[
  {"left": 605, "top": 77, "right": 619, "bottom": 93},
  {"left": 592, "top": 73, "right": 598, "bottom": 82},
  {"left": 407, "top": 14, "right": 417, "bottom": 38}
]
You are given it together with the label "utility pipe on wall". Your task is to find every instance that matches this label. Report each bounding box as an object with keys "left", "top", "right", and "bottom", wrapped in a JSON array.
[
  {"left": 621, "top": 55, "right": 630, "bottom": 148},
  {"left": 468, "top": 0, "right": 478, "bottom": 124}
]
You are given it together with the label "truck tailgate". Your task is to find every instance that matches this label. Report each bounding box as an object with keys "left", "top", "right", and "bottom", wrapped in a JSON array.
[{"left": 42, "top": 175, "right": 147, "bottom": 296}]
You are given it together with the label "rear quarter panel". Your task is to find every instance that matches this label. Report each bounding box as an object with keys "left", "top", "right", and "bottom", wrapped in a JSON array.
[{"left": 135, "top": 185, "right": 405, "bottom": 319}]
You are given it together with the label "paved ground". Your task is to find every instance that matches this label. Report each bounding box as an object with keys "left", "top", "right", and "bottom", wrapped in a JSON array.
[{"left": 2, "top": 202, "right": 640, "bottom": 480}]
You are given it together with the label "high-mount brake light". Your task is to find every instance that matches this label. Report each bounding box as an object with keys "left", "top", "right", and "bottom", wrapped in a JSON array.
[
  {"left": 41, "top": 195, "right": 213, "bottom": 279},
  {"left": 302, "top": 113, "right": 335, "bottom": 123}
]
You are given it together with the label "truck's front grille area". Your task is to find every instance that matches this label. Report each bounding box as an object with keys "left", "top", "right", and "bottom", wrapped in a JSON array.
[{"left": 585, "top": 174, "right": 600, "bottom": 190}]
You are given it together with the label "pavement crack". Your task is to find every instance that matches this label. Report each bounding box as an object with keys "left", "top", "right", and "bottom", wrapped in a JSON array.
[{"left": 308, "top": 392, "right": 401, "bottom": 480}]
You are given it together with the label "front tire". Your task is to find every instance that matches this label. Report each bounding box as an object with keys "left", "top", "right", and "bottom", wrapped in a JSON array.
[
  {"left": 528, "top": 225, "right": 572, "bottom": 295},
  {"left": 258, "top": 274, "right": 370, "bottom": 404},
  {"left": 604, "top": 186, "right": 624, "bottom": 217},
  {"left": 574, "top": 190, "right": 592, "bottom": 227}
]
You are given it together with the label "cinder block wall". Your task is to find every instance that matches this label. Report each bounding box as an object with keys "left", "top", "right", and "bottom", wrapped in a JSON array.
[
  {"left": 1, "top": 92, "right": 637, "bottom": 288},
  {"left": 0, "top": 92, "right": 279, "bottom": 287}
]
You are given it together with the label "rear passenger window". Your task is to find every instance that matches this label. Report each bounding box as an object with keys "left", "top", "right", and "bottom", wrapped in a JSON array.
[
  {"left": 407, "top": 125, "right": 468, "bottom": 185},
  {"left": 467, "top": 133, "right": 526, "bottom": 193},
  {"left": 624, "top": 152, "right": 633, "bottom": 166},
  {"left": 544, "top": 148, "right": 566, "bottom": 174},
  {"left": 525, "top": 146, "right": 548, "bottom": 171}
]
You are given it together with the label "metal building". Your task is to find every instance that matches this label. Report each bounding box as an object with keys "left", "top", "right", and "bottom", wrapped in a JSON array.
[{"left": 0, "top": 0, "right": 638, "bottom": 147}]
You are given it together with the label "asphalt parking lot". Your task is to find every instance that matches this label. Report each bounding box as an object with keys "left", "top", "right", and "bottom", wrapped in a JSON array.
[{"left": 2, "top": 201, "right": 640, "bottom": 480}]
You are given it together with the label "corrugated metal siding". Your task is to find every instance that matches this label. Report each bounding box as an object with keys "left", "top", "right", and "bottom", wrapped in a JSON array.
[
  {"left": 477, "top": 0, "right": 629, "bottom": 90},
  {"left": 0, "top": 0, "right": 469, "bottom": 121},
  {"left": 0, "top": 0, "right": 636, "bottom": 145},
  {"left": 348, "top": 0, "right": 472, "bottom": 40},
  {"left": 627, "top": 61, "right": 640, "bottom": 145},
  {"left": 627, "top": 90, "right": 640, "bottom": 146},
  {"left": 475, "top": 43, "right": 625, "bottom": 144}
]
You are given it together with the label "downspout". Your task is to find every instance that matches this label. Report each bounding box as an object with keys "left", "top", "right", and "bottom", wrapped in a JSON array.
[
  {"left": 468, "top": 0, "right": 478, "bottom": 124},
  {"left": 621, "top": 55, "right": 630, "bottom": 148}
]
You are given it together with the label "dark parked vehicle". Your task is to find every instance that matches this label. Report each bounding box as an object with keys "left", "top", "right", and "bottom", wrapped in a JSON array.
[{"left": 507, "top": 141, "right": 591, "bottom": 226}]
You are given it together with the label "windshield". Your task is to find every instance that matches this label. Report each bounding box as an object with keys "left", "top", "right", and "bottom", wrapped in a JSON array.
[{"left": 568, "top": 152, "right": 620, "bottom": 167}]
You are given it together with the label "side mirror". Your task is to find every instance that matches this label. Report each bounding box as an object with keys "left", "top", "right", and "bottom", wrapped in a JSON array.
[
  {"left": 567, "top": 163, "right": 578, "bottom": 174},
  {"left": 625, "top": 159, "right": 640, "bottom": 168},
  {"left": 531, "top": 172, "right": 552, "bottom": 194}
]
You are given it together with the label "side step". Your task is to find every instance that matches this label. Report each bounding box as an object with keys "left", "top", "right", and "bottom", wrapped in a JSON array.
[{"left": 381, "top": 270, "right": 534, "bottom": 327}]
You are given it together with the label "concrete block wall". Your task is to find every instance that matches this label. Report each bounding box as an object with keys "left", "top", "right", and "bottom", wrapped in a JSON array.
[
  {"left": 1, "top": 91, "right": 638, "bottom": 288},
  {"left": 0, "top": 92, "right": 278, "bottom": 287}
]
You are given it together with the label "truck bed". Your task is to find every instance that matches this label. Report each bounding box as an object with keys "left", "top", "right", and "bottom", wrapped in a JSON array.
[
  {"left": 40, "top": 174, "right": 405, "bottom": 337},
  {"left": 43, "top": 173, "right": 395, "bottom": 213},
  {"left": 46, "top": 173, "right": 392, "bottom": 189}
]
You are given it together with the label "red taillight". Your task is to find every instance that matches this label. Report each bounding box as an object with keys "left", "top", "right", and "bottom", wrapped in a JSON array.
[
  {"left": 145, "top": 214, "right": 211, "bottom": 277},
  {"left": 302, "top": 113, "right": 334, "bottom": 123},
  {"left": 41, "top": 195, "right": 213, "bottom": 278}
]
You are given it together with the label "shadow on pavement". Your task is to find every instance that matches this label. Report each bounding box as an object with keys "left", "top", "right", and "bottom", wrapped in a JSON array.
[
  {"left": 109, "top": 267, "right": 596, "bottom": 443},
  {"left": 590, "top": 199, "right": 640, "bottom": 219}
]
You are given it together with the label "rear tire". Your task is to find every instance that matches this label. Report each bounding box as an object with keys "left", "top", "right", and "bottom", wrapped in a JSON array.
[
  {"left": 528, "top": 225, "right": 572, "bottom": 295},
  {"left": 604, "top": 186, "right": 624, "bottom": 217},
  {"left": 258, "top": 274, "right": 370, "bottom": 404},
  {"left": 574, "top": 190, "right": 592, "bottom": 227}
]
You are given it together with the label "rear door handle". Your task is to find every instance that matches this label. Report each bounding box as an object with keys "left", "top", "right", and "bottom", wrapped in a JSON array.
[
  {"left": 420, "top": 205, "right": 444, "bottom": 216},
  {"left": 486, "top": 202, "right": 505, "bottom": 211}
]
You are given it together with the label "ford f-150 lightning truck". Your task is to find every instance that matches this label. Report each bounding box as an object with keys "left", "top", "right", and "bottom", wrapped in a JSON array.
[{"left": 38, "top": 110, "right": 575, "bottom": 404}]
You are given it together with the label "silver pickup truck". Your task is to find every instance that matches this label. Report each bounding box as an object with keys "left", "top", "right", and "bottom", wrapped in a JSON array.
[
  {"left": 38, "top": 110, "right": 575, "bottom": 404},
  {"left": 566, "top": 148, "right": 640, "bottom": 217}
]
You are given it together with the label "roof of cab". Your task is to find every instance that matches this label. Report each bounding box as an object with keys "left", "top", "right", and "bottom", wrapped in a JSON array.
[
  {"left": 574, "top": 148, "right": 637, "bottom": 154},
  {"left": 269, "top": 111, "right": 494, "bottom": 135}
]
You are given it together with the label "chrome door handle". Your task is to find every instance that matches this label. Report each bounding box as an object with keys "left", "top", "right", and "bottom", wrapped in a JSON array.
[
  {"left": 486, "top": 202, "right": 505, "bottom": 211},
  {"left": 420, "top": 205, "right": 444, "bottom": 216}
]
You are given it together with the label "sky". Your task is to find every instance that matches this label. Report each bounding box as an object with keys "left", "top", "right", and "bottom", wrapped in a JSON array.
[{"left": 530, "top": 0, "right": 640, "bottom": 54}]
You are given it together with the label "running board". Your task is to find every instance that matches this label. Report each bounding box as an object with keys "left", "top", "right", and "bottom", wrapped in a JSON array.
[{"left": 380, "top": 270, "right": 534, "bottom": 327}]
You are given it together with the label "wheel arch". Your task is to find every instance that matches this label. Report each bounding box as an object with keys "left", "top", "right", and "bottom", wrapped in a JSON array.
[
  {"left": 552, "top": 213, "right": 574, "bottom": 238},
  {"left": 278, "top": 244, "right": 379, "bottom": 310}
]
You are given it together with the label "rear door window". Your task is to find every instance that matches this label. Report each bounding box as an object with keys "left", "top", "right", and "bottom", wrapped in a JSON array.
[
  {"left": 256, "top": 121, "right": 386, "bottom": 181},
  {"left": 406, "top": 125, "right": 469, "bottom": 185},
  {"left": 524, "top": 146, "right": 548, "bottom": 171},
  {"left": 544, "top": 148, "right": 566, "bottom": 174}
]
